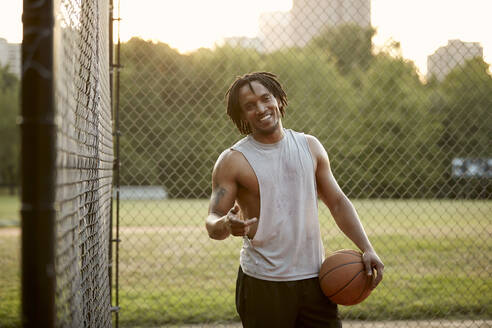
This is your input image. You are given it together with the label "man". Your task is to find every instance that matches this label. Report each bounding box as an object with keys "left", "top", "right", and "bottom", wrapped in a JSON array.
[{"left": 205, "top": 72, "right": 384, "bottom": 327}]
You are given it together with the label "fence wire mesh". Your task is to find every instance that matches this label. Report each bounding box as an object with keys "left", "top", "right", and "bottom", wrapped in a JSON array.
[
  {"left": 53, "top": 0, "right": 113, "bottom": 326},
  {"left": 116, "top": 0, "right": 491, "bottom": 326}
]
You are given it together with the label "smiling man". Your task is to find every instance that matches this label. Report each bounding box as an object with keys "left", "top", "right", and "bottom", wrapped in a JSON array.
[{"left": 205, "top": 72, "right": 384, "bottom": 328}]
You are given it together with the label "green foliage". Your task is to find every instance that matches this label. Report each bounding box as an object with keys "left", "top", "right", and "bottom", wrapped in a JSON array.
[
  {"left": 0, "top": 66, "right": 20, "bottom": 194},
  {"left": 118, "top": 25, "right": 491, "bottom": 199},
  {"left": 2, "top": 25, "right": 490, "bottom": 199},
  {"left": 431, "top": 58, "right": 492, "bottom": 198},
  {"left": 439, "top": 58, "right": 492, "bottom": 157},
  {"left": 344, "top": 54, "right": 438, "bottom": 197},
  {"left": 310, "top": 24, "right": 376, "bottom": 74}
]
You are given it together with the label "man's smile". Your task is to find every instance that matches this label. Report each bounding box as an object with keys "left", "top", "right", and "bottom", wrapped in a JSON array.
[{"left": 259, "top": 113, "right": 273, "bottom": 122}]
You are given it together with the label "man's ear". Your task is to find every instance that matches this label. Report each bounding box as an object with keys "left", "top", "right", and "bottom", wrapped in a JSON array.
[
  {"left": 277, "top": 98, "right": 285, "bottom": 114},
  {"left": 276, "top": 97, "right": 283, "bottom": 109}
]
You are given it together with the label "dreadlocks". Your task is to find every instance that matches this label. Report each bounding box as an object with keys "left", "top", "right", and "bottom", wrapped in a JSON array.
[{"left": 225, "top": 72, "right": 288, "bottom": 134}]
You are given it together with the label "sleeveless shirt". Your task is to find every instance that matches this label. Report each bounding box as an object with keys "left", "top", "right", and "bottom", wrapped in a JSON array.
[{"left": 231, "top": 129, "right": 325, "bottom": 281}]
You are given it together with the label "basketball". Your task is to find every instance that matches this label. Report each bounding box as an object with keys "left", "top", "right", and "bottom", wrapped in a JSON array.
[{"left": 319, "top": 249, "right": 373, "bottom": 306}]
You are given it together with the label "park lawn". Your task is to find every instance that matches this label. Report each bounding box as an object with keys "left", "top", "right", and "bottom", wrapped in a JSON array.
[
  {"left": 0, "top": 229, "right": 21, "bottom": 328},
  {"left": 0, "top": 196, "right": 491, "bottom": 326}
]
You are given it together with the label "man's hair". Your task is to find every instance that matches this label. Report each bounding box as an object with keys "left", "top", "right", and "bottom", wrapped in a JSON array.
[{"left": 225, "top": 72, "right": 288, "bottom": 134}]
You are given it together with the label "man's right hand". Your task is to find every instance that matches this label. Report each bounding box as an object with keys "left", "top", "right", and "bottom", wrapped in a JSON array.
[{"left": 226, "top": 204, "right": 257, "bottom": 237}]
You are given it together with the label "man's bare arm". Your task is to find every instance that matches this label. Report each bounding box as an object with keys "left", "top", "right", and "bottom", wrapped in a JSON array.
[
  {"left": 205, "top": 150, "right": 257, "bottom": 240},
  {"left": 307, "top": 135, "right": 384, "bottom": 288},
  {"left": 206, "top": 150, "right": 237, "bottom": 239}
]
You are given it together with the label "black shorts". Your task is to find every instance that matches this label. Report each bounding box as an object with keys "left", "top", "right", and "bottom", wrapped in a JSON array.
[{"left": 236, "top": 267, "right": 342, "bottom": 328}]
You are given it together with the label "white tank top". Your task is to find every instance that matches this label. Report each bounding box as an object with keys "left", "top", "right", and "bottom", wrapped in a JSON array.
[{"left": 231, "top": 129, "right": 325, "bottom": 281}]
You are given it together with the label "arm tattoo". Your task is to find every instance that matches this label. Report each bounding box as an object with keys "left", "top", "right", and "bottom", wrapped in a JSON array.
[{"left": 210, "top": 186, "right": 226, "bottom": 215}]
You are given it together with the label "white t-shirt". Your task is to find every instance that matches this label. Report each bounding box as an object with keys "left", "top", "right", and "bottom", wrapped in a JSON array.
[{"left": 231, "top": 129, "right": 324, "bottom": 281}]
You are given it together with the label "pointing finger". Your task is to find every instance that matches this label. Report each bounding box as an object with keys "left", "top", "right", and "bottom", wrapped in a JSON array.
[{"left": 230, "top": 204, "right": 240, "bottom": 214}]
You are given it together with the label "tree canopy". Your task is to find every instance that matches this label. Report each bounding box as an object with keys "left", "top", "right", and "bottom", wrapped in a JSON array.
[
  {"left": 2, "top": 24, "right": 490, "bottom": 199},
  {"left": 117, "top": 28, "right": 491, "bottom": 199}
]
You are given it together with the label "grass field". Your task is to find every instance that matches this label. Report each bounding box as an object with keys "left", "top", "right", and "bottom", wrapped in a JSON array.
[{"left": 0, "top": 196, "right": 491, "bottom": 327}]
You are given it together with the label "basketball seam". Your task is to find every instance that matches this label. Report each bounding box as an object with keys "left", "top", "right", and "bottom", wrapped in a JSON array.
[
  {"left": 334, "top": 250, "right": 361, "bottom": 258},
  {"left": 353, "top": 276, "right": 371, "bottom": 304},
  {"left": 326, "top": 269, "right": 364, "bottom": 299},
  {"left": 319, "top": 261, "right": 362, "bottom": 282},
  {"left": 353, "top": 269, "right": 374, "bottom": 304}
]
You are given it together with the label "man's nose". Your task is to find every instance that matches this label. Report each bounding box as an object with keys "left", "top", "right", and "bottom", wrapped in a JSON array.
[{"left": 256, "top": 102, "right": 267, "bottom": 113}]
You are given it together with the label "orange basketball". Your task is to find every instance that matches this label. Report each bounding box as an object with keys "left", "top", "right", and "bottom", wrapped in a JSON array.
[{"left": 319, "top": 249, "right": 373, "bottom": 306}]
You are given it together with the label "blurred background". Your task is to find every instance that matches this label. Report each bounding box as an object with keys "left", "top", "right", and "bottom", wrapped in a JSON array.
[{"left": 1, "top": 0, "right": 491, "bottom": 327}]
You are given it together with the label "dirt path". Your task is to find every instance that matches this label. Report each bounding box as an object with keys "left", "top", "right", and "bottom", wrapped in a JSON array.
[{"left": 0, "top": 227, "right": 19, "bottom": 236}]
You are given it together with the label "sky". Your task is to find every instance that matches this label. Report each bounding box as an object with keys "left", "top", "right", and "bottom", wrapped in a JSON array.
[{"left": 1, "top": 0, "right": 491, "bottom": 75}]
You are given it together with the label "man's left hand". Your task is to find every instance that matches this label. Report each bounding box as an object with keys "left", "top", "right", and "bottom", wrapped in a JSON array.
[{"left": 362, "top": 250, "right": 384, "bottom": 289}]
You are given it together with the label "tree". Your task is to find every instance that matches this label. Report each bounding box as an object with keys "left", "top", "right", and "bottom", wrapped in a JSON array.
[
  {"left": 434, "top": 58, "right": 492, "bottom": 198},
  {"left": 353, "top": 54, "right": 434, "bottom": 198},
  {"left": 116, "top": 36, "right": 490, "bottom": 200},
  {"left": 438, "top": 58, "right": 492, "bottom": 156},
  {"left": 0, "top": 66, "right": 20, "bottom": 194},
  {"left": 310, "top": 24, "right": 376, "bottom": 75}
]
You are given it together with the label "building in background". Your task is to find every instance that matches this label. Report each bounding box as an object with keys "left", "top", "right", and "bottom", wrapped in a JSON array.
[
  {"left": 259, "top": 0, "right": 371, "bottom": 52},
  {"left": 0, "top": 38, "right": 21, "bottom": 77},
  {"left": 427, "top": 39, "right": 483, "bottom": 81}
]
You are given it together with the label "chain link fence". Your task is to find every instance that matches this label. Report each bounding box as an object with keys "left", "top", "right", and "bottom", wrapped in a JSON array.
[
  {"left": 53, "top": 1, "right": 113, "bottom": 326},
  {"left": 116, "top": 0, "right": 491, "bottom": 326},
  {"left": 20, "top": 0, "right": 113, "bottom": 326}
]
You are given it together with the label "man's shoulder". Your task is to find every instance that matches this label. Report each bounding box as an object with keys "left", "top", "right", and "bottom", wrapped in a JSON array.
[
  {"left": 286, "top": 129, "right": 314, "bottom": 140},
  {"left": 214, "top": 146, "right": 248, "bottom": 172},
  {"left": 303, "top": 133, "right": 319, "bottom": 143},
  {"left": 286, "top": 129, "right": 319, "bottom": 145},
  {"left": 230, "top": 134, "right": 250, "bottom": 150},
  {"left": 291, "top": 132, "right": 324, "bottom": 160},
  {"left": 217, "top": 147, "right": 244, "bottom": 162}
]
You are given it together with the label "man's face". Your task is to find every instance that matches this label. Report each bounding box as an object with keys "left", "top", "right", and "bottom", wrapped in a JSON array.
[{"left": 238, "top": 81, "right": 282, "bottom": 136}]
